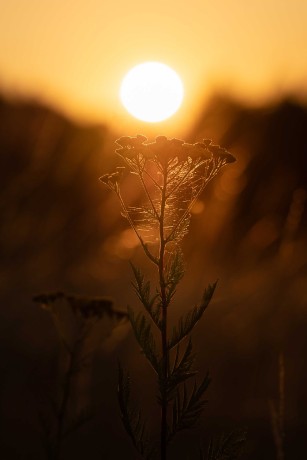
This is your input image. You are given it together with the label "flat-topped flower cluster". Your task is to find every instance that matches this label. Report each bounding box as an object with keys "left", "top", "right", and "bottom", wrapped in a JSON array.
[
  {"left": 115, "top": 135, "right": 235, "bottom": 162},
  {"left": 100, "top": 135, "right": 235, "bottom": 252}
]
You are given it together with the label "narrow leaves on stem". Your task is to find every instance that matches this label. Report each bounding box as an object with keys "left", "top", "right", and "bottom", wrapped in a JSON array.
[
  {"left": 128, "top": 306, "right": 161, "bottom": 375},
  {"left": 131, "top": 263, "right": 162, "bottom": 330},
  {"left": 118, "top": 364, "right": 155, "bottom": 460},
  {"left": 168, "top": 282, "right": 217, "bottom": 350},
  {"left": 164, "top": 251, "right": 185, "bottom": 305},
  {"left": 162, "top": 338, "right": 197, "bottom": 403},
  {"left": 168, "top": 373, "right": 211, "bottom": 443}
]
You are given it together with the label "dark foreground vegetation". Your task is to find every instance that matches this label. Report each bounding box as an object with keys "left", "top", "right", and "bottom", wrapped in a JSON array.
[{"left": 0, "top": 93, "right": 306, "bottom": 459}]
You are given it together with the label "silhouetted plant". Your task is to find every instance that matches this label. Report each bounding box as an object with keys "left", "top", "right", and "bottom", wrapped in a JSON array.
[
  {"left": 33, "top": 292, "right": 127, "bottom": 460},
  {"left": 101, "top": 135, "right": 240, "bottom": 459}
]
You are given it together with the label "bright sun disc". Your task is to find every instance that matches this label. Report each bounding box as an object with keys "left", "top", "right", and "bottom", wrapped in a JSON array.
[{"left": 120, "top": 62, "right": 184, "bottom": 122}]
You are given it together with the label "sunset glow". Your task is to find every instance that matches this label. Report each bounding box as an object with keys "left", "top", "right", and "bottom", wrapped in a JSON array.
[
  {"left": 120, "top": 62, "right": 184, "bottom": 122},
  {"left": 0, "top": 1, "right": 306, "bottom": 130}
]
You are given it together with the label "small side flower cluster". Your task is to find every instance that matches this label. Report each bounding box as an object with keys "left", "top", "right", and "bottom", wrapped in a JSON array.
[
  {"left": 33, "top": 292, "right": 127, "bottom": 352},
  {"left": 100, "top": 135, "right": 235, "bottom": 254},
  {"left": 33, "top": 292, "right": 120, "bottom": 320}
]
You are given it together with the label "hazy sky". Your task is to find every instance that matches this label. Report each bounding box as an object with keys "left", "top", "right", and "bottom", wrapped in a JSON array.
[{"left": 1, "top": 0, "right": 307, "bottom": 134}]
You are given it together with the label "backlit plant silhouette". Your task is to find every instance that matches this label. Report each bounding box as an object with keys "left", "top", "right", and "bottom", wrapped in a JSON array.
[
  {"left": 100, "top": 135, "right": 240, "bottom": 460},
  {"left": 33, "top": 292, "right": 127, "bottom": 460}
]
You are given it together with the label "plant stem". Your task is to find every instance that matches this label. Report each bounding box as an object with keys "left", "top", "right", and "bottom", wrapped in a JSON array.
[
  {"left": 54, "top": 345, "right": 76, "bottom": 459},
  {"left": 159, "top": 162, "right": 168, "bottom": 460}
]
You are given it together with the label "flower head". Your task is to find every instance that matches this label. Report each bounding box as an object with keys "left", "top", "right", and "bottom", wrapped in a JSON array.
[
  {"left": 114, "top": 135, "right": 235, "bottom": 164},
  {"left": 101, "top": 135, "right": 235, "bottom": 252},
  {"left": 115, "top": 134, "right": 148, "bottom": 159}
]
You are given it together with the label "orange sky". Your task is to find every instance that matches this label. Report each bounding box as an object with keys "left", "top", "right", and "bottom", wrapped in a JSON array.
[{"left": 1, "top": 0, "right": 307, "bottom": 135}]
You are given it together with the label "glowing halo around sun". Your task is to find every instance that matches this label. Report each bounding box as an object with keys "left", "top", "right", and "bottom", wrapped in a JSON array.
[{"left": 120, "top": 62, "right": 184, "bottom": 123}]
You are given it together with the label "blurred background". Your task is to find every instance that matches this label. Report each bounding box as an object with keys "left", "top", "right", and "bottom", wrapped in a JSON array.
[{"left": 0, "top": 1, "right": 306, "bottom": 459}]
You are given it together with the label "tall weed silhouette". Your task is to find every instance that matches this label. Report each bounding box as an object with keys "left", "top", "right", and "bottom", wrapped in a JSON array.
[{"left": 101, "top": 135, "right": 244, "bottom": 459}]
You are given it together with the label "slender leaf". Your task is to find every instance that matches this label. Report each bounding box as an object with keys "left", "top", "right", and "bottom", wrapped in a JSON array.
[
  {"left": 128, "top": 307, "right": 161, "bottom": 375},
  {"left": 168, "top": 282, "right": 217, "bottom": 349},
  {"left": 118, "top": 364, "right": 155, "bottom": 459},
  {"left": 168, "top": 373, "right": 211, "bottom": 443},
  {"left": 131, "top": 264, "right": 161, "bottom": 330},
  {"left": 165, "top": 251, "right": 185, "bottom": 305},
  {"left": 163, "top": 338, "right": 197, "bottom": 402}
]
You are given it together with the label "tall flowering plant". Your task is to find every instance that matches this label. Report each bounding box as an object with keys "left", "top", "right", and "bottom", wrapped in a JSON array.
[{"left": 101, "top": 135, "right": 239, "bottom": 459}]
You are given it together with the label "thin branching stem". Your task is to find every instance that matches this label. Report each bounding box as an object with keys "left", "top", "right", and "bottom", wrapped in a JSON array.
[
  {"left": 159, "top": 161, "right": 169, "bottom": 460},
  {"left": 165, "top": 159, "right": 199, "bottom": 200},
  {"left": 164, "top": 159, "right": 187, "bottom": 191},
  {"left": 166, "top": 164, "right": 220, "bottom": 243},
  {"left": 136, "top": 158, "right": 160, "bottom": 221},
  {"left": 54, "top": 346, "right": 76, "bottom": 459},
  {"left": 143, "top": 163, "right": 163, "bottom": 192},
  {"left": 116, "top": 187, "right": 158, "bottom": 265}
]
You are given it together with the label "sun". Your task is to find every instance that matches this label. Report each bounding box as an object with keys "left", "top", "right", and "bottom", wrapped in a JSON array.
[{"left": 120, "top": 62, "right": 184, "bottom": 123}]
